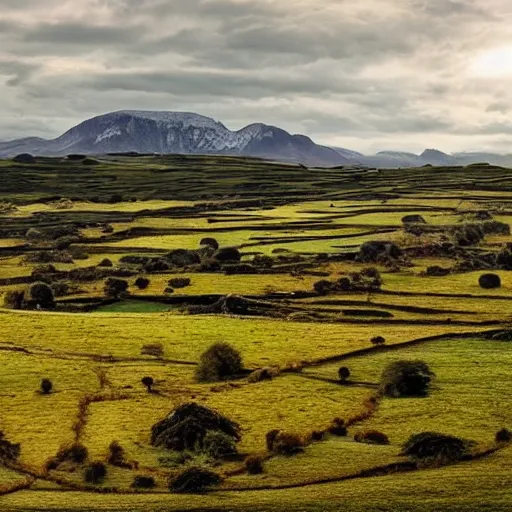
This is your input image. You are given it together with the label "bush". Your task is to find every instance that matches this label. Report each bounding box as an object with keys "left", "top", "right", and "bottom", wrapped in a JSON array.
[
  {"left": 168, "top": 277, "right": 191, "bottom": 289},
  {"left": 68, "top": 247, "right": 88, "bottom": 260},
  {"left": 266, "top": 429, "right": 281, "bottom": 451},
  {"left": 357, "top": 241, "right": 402, "bottom": 263},
  {"left": 245, "top": 455, "right": 264, "bottom": 474},
  {"left": 338, "top": 367, "right": 350, "bottom": 383},
  {"left": 202, "top": 430, "right": 238, "bottom": 459},
  {"left": 200, "top": 237, "right": 219, "bottom": 250},
  {"left": 214, "top": 247, "right": 241, "bottom": 262},
  {"left": 314, "top": 280, "right": 333, "bottom": 295},
  {"left": 131, "top": 475, "right": 156, "bottom": 489},
  {"left": 354, "top": 430, "right": 390, "bottom": 445},
  {"left": 151, "top": 402, "right": 241, "bottom": 452},
  {"left": 247, "top": 367, "right": 278, "bottom": 383},
  {"left": 84, "top": 461, "right": 107, "bottom": 484},
  {"left": 371, "top": 336, "right": 386, "bottom": 346},
  {"left": 495, "top": 428, "right": 512, "bottom": 443},
  {"left": 40, "top": 378, "right": 53, "bottom": 394},
  {"left": 380, "top": 360, "right": 434, "bottom": 398},
  {"left": 51, "top": 281, "right": 70, "bottom": 297},
  {"left": 141, "top": 343, "right": 164, "bottom": 358},
  {"left": 311, "top": 430, "right": 326, "bottom": 441},
  {"left": 252, "top": 255, "right": 274, "bottom": 268},
  {"left": 327, "top": 418, "right": 347, "bottom": 437},
  {"left": 169, "top": 467, "right": 222, "bottom": 493},
  {"left": 98, "top": 258, "right": 113, "bottom": 268},
  {"left": 401, "top": 432, "right": 473, "bottom": 461},
  {"left": 425, "top": 266, "right": 451, "bottom": 277},
  {"left": 3, "top": 289, "right": 25, "bottom": 310},
  {"left": 196, "top": 342, "right": 243, "bottom": 383},
  {"left": 134, "top": 277, "right": 150, "bottom": 290},
  {"left": 0, "top": 431, "right": 21, "bottom": 462},
  {"left": 46, "top": 443, "right": 88, "bottom": 469},
  {"left": 453, "top": 224, "right": 485, "bottom": 246},
  {"left": 27, "top": 282, "right": 55, "bottom": 309},
  {"left": 13, "top": 153, "right": 36, "bottom": 164},
  {"left": 107, "top": 441, "right": 127, "bottom": 467},
  {"left": 402, "top": 215, "right": 426, "bottom": 224},
  {"left": 479, "top": 273, "right": 501, "bottom": 289},
  {"left": 141, "top": 376, "right": 154, "bottom": 392},
  {"left": 166, "top": 249, "right": 201, "bottom": 267},
  {"left": 272, "top": 432, "right": 305, "bottom": 455},
  {"left": 104, "top": 278, "right": 129, "bottom": 298}
]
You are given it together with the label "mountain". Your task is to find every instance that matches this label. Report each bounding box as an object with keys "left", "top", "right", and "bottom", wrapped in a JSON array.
[
  {"left": 2, "top": 110, "right": 512, "bottom": 168},
  {"left": 0, "top": 110, "right": 346, "bottom": 167}
]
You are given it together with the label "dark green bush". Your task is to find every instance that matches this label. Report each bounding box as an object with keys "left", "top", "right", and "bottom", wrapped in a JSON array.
[
  {"left": 166, "top": 249, "right": 201, "bottom": 267},
  {"left": 200, "top": 238, "right": 219, "bottom": 250},
  {"left": 214, "top": 247, "right": 241, "bottom": 262},
  {"left": 168, "top": 277, "right": 191, "bottom": 289},
  {"left": 266, "top": 429, "right": 281, "bottom": 451},
  {"left": 0, "top": 431, "right": 21, "bottom": 462},
  {"left": 131, "top": 475, "right": 156, "bottom": 489},
  {"left": 84, "top": 461, "right": 107, "bottom": 484},
  {"left": 195, "top": 342, "right": 243, "bottom": 382},
  {"left": 169, "top": 467, "right": 222, "bottom": 493},
  {"left": 495, "top": 428, "right": 512, "bottom": 443},
  {"left": 354, "top": 430, "right": 390, "bottom": 445},
  {"left": 202, "top": 430, "right": 238, "bottom": 459},
  {"left": 13, "top": 153, "right": 36, "bottom": 164},
  {"left": 104, "top": 278, "right": 129, "bottom": 298},
  {"left": 371, "top": 336, "right": 386, "bottom": 346},
  {"left": 51, "top": 281, "right": 70, "bottom": 297},
  {"left": 314, "top": 280, "right": 333, "bottom": 295},
  {"left": 3, "top": 289, "right": 25, "bottom": 310},
  {"left": 338, "top": 367, "right": 350, "bottom": 383},
  {"left": 27, "top": 282, "right": 55, "bottom": 309},
  {"left": 272, "top": 432, "right": 305, "bottom": 455},
  {"left": 380, "top": 360, "right": 435, "bottom": 397},
  {"left": 135, "top": 277, "right": 150, "bottom": 289},
  {"left": 40, "top": 378, "right": 53, "bottom": 394},
  {"left": 327, "top": 418, "right": 347, "bottom": 437},
  {"left": 98, "top": 258, "right": 114, "bottom": 268},
  {"left": 46, "top": 443, "right": 88, "bottom": 469},
  {"left": 141, "top": 376, "right": 154, "bottom": 392},
  {"left": 479, "top": 273, "right": 501, "bottom": 289},
  {"left": 401, "top": 432, "right": 473, "bottom": 461}
]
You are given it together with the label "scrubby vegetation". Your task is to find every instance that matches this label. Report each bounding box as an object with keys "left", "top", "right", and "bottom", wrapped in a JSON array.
[
  {"left": 195, "top": 342, "right": 243, "bottom": 382},
  {"left": 380, "top": 361, "right": 435, "bottom": 397},
  {"left": 401, "top": 432, "right": 473, "bottom": 461}
]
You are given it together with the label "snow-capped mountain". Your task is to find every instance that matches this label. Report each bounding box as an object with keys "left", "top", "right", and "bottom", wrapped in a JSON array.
[{"left": 0, "top": 110, "right": 346, "bottom": 166}]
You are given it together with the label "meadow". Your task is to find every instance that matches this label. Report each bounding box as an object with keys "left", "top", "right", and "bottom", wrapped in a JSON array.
[{"left": 0, "top": 154, "right": 511, "bottom": 511}]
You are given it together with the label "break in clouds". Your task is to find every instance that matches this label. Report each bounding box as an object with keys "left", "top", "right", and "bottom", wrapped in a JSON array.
[{"left": 1, "top": 0, "right": 512, "bottom": 153}]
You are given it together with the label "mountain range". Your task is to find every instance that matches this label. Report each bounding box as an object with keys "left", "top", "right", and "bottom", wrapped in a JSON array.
[{"left": 1, "top": 110, "right": 512, "bottom": 168}]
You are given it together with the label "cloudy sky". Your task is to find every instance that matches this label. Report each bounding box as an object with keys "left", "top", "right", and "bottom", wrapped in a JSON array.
[{"left": 1, "top": 0, "right": 512, "bottom": 153}]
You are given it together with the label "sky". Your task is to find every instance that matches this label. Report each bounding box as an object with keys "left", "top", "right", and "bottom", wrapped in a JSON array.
[{"left": 1, "top": 0, "right": 512, "bottom": 154}]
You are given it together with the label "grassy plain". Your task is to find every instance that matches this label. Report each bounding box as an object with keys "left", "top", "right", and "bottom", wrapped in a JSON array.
[{"left": 0, "top": 155, "right": 511, "bottom": 510}]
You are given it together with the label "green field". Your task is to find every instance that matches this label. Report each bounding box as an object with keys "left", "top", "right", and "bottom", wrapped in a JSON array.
[{"left": 0, "top": 154, "right": 511, "bottom": 511}]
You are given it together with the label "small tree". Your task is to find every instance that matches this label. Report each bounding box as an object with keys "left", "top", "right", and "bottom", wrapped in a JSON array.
[
  {"left": 27, "top": 282, "right": 55, "bottom": 309},
  {"left": 195, "top": 342, "right": 243, "bottom": 383},
  {"left": 135, "top": 277, "right": 150, "bottom": 290},
  {"left": 141, "top": 376, "right": 154, "bottom": 393},
  {"left": 496, "top": 428, "right": 512, "bottom": 443},
  {"left": 338, "top": 367, "right": 350, "bottom": 383},
  {"left": 40, "top": 378, "right": 53, "bottom": 395},
  {"left": 214, "top": 247, "right": 241, "bottom": 262},
  {"left": 371, "top": 336, "right": 386, "bottom": 346},
  {"left": 169, "top": 467, "right": 222, "bottom": 493},
  {"left": 202, "top": 430, "right": 238, "bottom": 459},
  {"left": 380, "top": 360, "right": 435, "bottom": 398},
  {"left": 3, "top": 289, "right": 25, "bottom": 310},
  {"left": 84, "top": 461, "right": 107, "bottom": 484},
  {"left": 104, "top": 278, "right": 129, "bottom": 298}
]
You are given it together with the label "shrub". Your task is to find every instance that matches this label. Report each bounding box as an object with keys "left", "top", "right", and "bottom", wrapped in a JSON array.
[
  {"left": 13, "top": 153, "right": 36, "bottom": 164},
  {"left": 3, "top": 289, "right": 25, "bottom": 310},
  {"left": 401, "top": 432, "right": 473, "bottom": 461},
  {"left": 266, "top": 429, "right": 281, "bottom": 451},
  {"left": 196, "top": 342, "right": 243, "bottom": 383},
  {"left": 141, "top": 343, "right": 164, "bottom": 358},
  {"left": 164, "top": 287, "right": 175, "bottom": 294},
  {"left": 314, "top": 280, "right": 333, "bottom": 295},
  {"left": 453, "top": 224, "right": 485, "bottom": 246},
  {"left": 402, "top": 215, "right": 426, "bottom": 224},
  {"left": 107, "top": 441, "right": 127, "bottom": 467},
  {"left": 495, "top": 428, "right": 512, "bottom": 443},
  {"left": 151, "top": 402, "right": 241, "bottom": 452},
  {"left": 252, "top": 255, "right": 274, "bottom": 268},
  {"left": 141, "top": 376, "right": 154, "bottom": 392},
  {"left": 46, "top": 443, "right": 88, "bottom": 469},
  {"left": 131, "top": 475, "right": 156, "bottom": 489},
  {"left": 338, "top": 367, "right": 350, "bottom": 383},
  {"left": 272, "top": 432, "right": 305, "bottom": 455},
  {"left": 135, "top": 277, "right": 150, "bottom": 290},
  {"left": 102, "top": 225, "right": 114, "bottom": 234},
  {"left": 425, "top": 265, "right": 451, "bottom": 277},
  {"left": 166, "top": 249, "right": 201, "bottom": 267},
  {"left": 354, "top": 430, "right": 390, "bottom": 445},
  {"left": 27, "top": 282, "right": 55, "bottom": 309},
  {"left": 311, "top": 430, "right": 326, "bottom": 441},
  {"left": 200, "top": 237, "right": 219, "bottom": 250},
  {"left": 357, "top": 241, "right": 402, "bottom": 263},
  {"left": 84, "top": 461, "right": 107, "bottom": 484},
  {"left": 104, "top": 278, "right": 129, "bottom": 298},
  {"left": 371, "top": 336, "right": 386, "bottom": 346},
  {"left": 68, "top": 247, "right": 88, "bottom": 260},
  {"left": 169, "top": 467, "right": 222, "bottom": 493},
  {"left": 0, "top": 431, "right": 21, "bottom": 462},
  {"left": 327, "top": 418, "right": 347, "bottom": 437},
  {"left": 98, "top": 258, "right": 113, "bottom": 268},
  {"left": 479, "top": 273, "right": 501, "bottom": 289},
  {"left": 380, "top": 360, "right": 435, "bottom": 397},
  {"left": 51, "top": 281, "right": 70, "bottom": 297},
  {"left": 202, "top": 430, "right": 238, "bottom": 459},
  {"left": 214, "top": 247, "right": 241, "bottom": 262},
  {"left": 40, "top": 378, "right": 53, "bottom": 395},
  {"left": 168, "top": 277, "right": 191, "bottom": 289},
  {"left": 248, "top": 367, "right": 278, "bottom": 383},
  {"left": 245, "top": 455, "right": 264, "bottom": 474}
]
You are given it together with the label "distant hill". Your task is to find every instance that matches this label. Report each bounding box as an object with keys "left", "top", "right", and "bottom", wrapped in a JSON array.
[{"left": 2, "top": 110, "right": 512, "bottom": 168}]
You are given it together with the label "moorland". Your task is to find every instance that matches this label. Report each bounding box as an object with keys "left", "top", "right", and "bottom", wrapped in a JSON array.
[{"left": 0, "top": 153, "right": 510, "bottom": 511}]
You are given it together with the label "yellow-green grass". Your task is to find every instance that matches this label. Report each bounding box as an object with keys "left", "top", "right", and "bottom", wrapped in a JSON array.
[
  {"left": 307, "top": 337, "right": 512, "bottom": 445},
  {"left": 0, "top": 311, "right": 490, "bottom": 368},
  {"left": 0, "top": 239, "right": 25, "bottom": 248}
]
